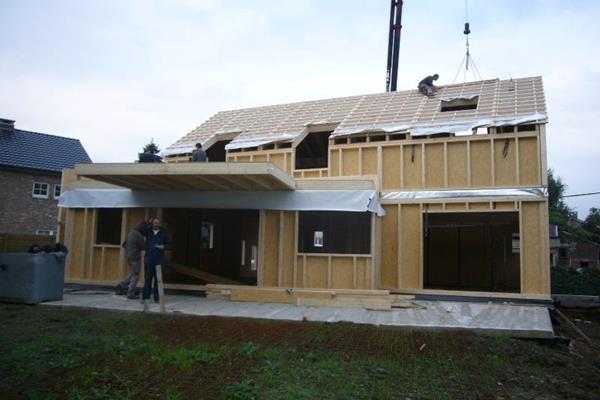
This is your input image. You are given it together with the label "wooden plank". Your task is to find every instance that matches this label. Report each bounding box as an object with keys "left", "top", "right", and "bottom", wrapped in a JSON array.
[
  {"left": 330, "top": 256, "right": 354, "bottom": 289},
  {"left": 362, "top": 147, "right": 377, "bottom": 175},
  {"left": 402, "top": 144, "right": 422, "bottom": 189},
  {"left": 293, "top": 212, "right": 298, "bottom": 287},
  {"left": 425, "top": 143, "right": 444, "bottom": 188},
  {"left": 278, "top": 211, "right": 283, "bottom": 286},
  {"left": 447, "top": 142, "right": 468, "bottom": 188},
  {"left": 494, "top": 138, "right": 517, "bottom": 187},
  {"left": 519, "top": 137, "right": 540, "bottom": 186},
  {"left": 399, "top": 204, "right": 422, "bottom": 290},
  {"left": 88, "top": 209, "right": 97, "bottom": 280},
  {"left": 330, "top": 149, "right": 340, "bottom": 177},
  {"left": 281, "top": 211, "right": 295, "bottom": 287},
  {"left": 342, "top": 148, "right": 359, "bottom": 176},
  {"left": 470, "top": 140, "right": 492, "bottom": 187},
  {"left": 380, "top": 204, "right": 399, "bottom": 288},
  {"left": 118, "top": 209, "right": 128, "bottom": 281},
  {"left": 539, "top": 124, "right": 548, "bottom": 186},
  {"left": 382, "top": 146, "right": 401, "bottom": 190},
  {"left": 305, "top": 256, "right": 328, "bottom": 288}
]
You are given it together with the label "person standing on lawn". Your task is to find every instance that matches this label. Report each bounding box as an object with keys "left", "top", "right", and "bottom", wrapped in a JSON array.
[
  {"left": 142, "top": 217, "right": 171, "bottom": 304},
  {"left": 116, "top": 221, "right": 148, "bottom": 299}
]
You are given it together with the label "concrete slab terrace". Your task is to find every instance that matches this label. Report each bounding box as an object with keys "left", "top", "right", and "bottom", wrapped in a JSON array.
[{"left": 44, "top": 291, "right": 555, "bottom": 339}]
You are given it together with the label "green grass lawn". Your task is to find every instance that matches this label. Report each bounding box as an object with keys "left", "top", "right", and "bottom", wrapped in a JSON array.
[{"left": 0, "top": 304, "right": 599, "bottom": 400}]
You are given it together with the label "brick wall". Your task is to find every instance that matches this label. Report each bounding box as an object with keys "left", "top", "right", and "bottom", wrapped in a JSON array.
[{"left": 0, "top": 169, "right": 61, "bottom": 235}]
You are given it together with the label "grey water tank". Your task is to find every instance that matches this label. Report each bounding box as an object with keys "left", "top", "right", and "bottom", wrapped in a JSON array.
[{"left": 0, "top": 253, "right": 66, "bottom": 304}]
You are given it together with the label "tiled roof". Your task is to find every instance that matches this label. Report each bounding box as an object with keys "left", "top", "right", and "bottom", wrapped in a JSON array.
[
  {"left": 0, "top": 128, "right": 92, "bottom": 173},
  {"left": 165, "top": 76, "right": 547, "bottom": 155}
]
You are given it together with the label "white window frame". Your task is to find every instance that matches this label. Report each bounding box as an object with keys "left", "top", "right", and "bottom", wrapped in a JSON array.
[
  {"left": 36, "top": 229, "right": 56, "bottom": 236},
  {"left": 32, "top": 182, "right": 49, "bottom": 199},
  {"left": 53, "top": 184, "right": 62, "bottom": 199}
]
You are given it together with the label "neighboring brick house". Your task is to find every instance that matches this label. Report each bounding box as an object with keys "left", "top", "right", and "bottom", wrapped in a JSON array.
[
  {"left": 556, "top": 231, "right": 600, "bottom": 270},
  {"left": 0, "top": 118, "right": 91, "bottom": 235}
]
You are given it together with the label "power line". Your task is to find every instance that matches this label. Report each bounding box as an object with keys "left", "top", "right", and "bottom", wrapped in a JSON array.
[{"left": 563, "top": 191, "right": 600, "bottom": 198}]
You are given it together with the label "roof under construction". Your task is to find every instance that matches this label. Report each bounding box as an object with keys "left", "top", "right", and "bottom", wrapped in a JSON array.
[{"left": 165, "top": 76, "right": 546, "bottom": 156}]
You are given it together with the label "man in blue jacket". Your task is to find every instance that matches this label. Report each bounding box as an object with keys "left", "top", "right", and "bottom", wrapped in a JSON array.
[{"left": 142, "top": 217, "right": 171, "bottom": 303}]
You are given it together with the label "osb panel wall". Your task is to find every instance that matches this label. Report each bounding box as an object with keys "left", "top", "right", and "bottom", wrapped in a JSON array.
[
  {"left": 378, "top": 204, "right": 422, "bottom": 291},
  {"left": 521, "top": 201, "right": 550, "bottom": 296},
  {"left": 65, "top": 208, "right": 148, "bottom": 285},
  {"left": 260, "top": 210, "right": 280, "bottom": 287},
  {"left": 227, "top": 150, "right": 293, "bottom": 175},
  {"left": 279, "top": 211, "right": 295, "bottom": 287},
  {"left": 380, "top": 205, "right": 398, "bottom": 288},
  {"left": 399, "top": 204, "right": 422, "bottom": 290},
  {"left": 330, "top": 133, "right": 541, "bottom": 190},
  {"left": 295, "top": 255, "right": 373, "bottom": 290}
]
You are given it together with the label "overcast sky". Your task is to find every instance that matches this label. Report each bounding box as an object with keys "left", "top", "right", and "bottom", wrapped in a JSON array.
[{"left": 1, "top": 0, "right": 599, "bottom": 217}]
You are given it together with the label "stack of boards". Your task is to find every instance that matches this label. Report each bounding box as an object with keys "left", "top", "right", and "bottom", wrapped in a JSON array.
[{"left": 205, "top": 285, "right": 422, "bottom": 311}]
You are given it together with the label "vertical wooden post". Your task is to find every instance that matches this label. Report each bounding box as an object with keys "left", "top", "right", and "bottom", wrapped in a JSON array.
[{"left": 156, "top": 264, "right": 166, "bottom": 313}]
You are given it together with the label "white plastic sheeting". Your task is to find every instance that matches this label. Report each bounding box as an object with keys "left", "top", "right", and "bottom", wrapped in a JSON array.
[
  {"left": 58, "top": 189, "right": 386, "bottom": 216},
  {"left": 409, "top": 113, "right": 547, "bottom": 137},
  {"left": 162, "top": 145, "right": 195, "bottom": 157},
  {"left": 381, "top": 187, "right": 547, "bottom": 201},
  {"left": 225, "top": 133, "right": 297, "bottom": 150},
  {"left": 330, "top": 124, "right": 411, "bottom": 138},
  {"left": 439, "top": 94, "right": 479, "bottom": 102}
]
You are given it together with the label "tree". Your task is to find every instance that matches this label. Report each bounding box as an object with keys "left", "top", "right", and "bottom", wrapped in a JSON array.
[
  {"left": 142, "top": 139, "right": 160, "bottom": 155},
  {"left": 548, "top": 169, "right": 569, "bottom": 214},
  {"left": 584, "top": 207, "right": 600, "bottom": 235}
]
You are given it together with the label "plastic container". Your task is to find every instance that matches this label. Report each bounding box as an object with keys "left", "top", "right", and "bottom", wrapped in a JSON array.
[{"left": 0, "top": 253, "right": 66, "bottom": 304}]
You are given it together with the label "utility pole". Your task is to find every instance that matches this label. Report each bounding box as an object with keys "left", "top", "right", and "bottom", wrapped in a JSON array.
[{"left": 385, "top": 0, "right": 403, "bottom": 92}]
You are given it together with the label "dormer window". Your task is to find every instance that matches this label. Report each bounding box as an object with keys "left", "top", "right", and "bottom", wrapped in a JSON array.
[{"left": 440, "top": 96, "right": 479, "bottom": 112}]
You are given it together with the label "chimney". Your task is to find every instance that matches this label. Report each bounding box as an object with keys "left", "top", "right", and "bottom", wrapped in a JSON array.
[{"left": 0, "top": 118, "right": 15, "bottom": 135}]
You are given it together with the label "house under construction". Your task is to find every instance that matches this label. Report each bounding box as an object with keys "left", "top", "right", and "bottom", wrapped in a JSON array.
[{"left": 58, "top": 76, "right": 551, "bottom": 307}]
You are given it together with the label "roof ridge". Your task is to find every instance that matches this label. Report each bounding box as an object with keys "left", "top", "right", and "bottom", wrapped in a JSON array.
[{"left": 13, "top": 128, "right": 83, "bottom": 143}]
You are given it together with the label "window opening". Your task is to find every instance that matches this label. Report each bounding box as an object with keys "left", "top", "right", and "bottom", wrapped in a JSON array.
[
  {"left": 440, "top": 96, "right": 479, "bottom": 112},
  {"left": 298, "top": 211, "right": 371, "bottom": 254},
  {"left": 206, "top": 140, "right": 232, "bottom": 162},
  {"left": 96, "top": 209, "right": 122, "bottom": 245},
  {"left": 517, "top": 124, "right": 536, "bottom": 132},
  {"left": 295, "top": 131, "right": 331, "bottom": 170}
]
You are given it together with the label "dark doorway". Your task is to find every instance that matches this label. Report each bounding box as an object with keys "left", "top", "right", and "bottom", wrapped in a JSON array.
[
  {"left": 206, "top": 140, "right": 231, "bottom": 162},
  {"left": 162, "top": 209, "right": 259, "bottom": 286},
  {"left": 424, "top": 212, "right": 520, "bottom": 292}
]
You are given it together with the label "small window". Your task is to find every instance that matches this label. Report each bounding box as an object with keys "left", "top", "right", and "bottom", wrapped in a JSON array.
[
  {"left": 36, "top": 229, "right": 56, "bottom": 236},
  {"left": 496, "top": 126, "right": 515, "bottom": 134},
  {"left": 277, "top": 142, "right": 292, "bottom": 149},
  {"left": 96, "top": 209, "right": 122, "bottom": 245},
  {"left": 200, "top": 222, "right": 214, "bottom": 249},
  {"left": 559, "top": 248, "right": 567, "bottom": 258},
  {"left": 32, "top": 182, "right": 49, "bottom": 199},
  {"left": 298, "top": 211, "right": 371, "bottom": 254},
  {"left": 389, "top": 133, "right": 407, "bottom": 141},
  {"left": 54, "top": 184, "right": 62, "bottom": 199},
  {"left": 440, "top": 96, "right": 479, "bottom": 112},
  {"left": 295, "top": 131, "right": 331, "bottom": 170},
  {"left": 350, "top": 136, "right": 367, "bottom": 143},
  {"left": 261, "top": 143, "right": 275, "bottom": 150},
  {"left": 517, "top": 124, "right": 536, "bottom": 132},
  {"left": 369, "top": 135, "right": 386, "bottom": 142},
  {"left": 333, "top": 137, "right": 348, "bottom": 145}
]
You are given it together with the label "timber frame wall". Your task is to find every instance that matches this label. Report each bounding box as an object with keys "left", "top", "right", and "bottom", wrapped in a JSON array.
[{"left": 59, "top": 124, "right": 551, "bottom": 300}]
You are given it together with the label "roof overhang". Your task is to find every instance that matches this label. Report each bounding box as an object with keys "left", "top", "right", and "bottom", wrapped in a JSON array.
[{"left": 74, "top": 162, "right": 296, "bottom": 191}]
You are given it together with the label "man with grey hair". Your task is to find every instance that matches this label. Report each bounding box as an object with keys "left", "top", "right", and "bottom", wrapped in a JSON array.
[{"left": 116, "top": 221, "right": 148, "bottom": 299}]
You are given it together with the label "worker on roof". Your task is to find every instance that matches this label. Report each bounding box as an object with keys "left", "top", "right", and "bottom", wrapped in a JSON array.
[
  {"left": 191, "top": 142, "right": 208, "bottom": 162},
  {"left": 418, "top": 74, "right": 439, "bottom": 97}
]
